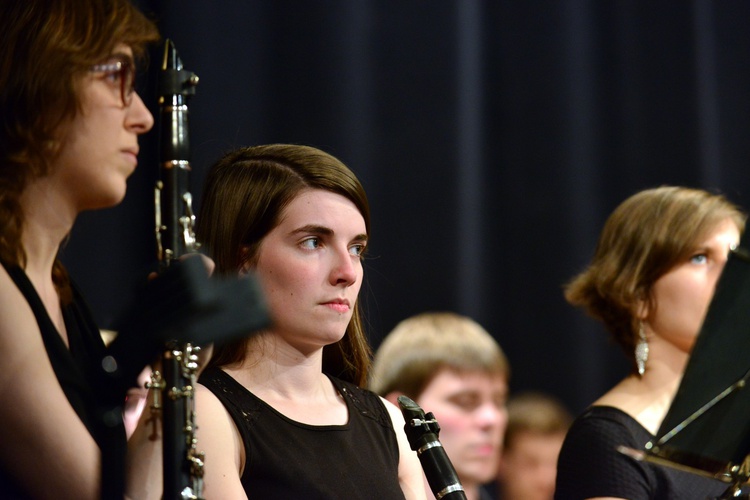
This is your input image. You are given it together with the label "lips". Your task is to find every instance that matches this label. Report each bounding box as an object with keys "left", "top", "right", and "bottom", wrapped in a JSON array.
[
  {"left": 121, "top": 148, "right": 139, "bottom": 167},
  {"left": 322, "top": 298, "right": 351, "bottom": 313}
]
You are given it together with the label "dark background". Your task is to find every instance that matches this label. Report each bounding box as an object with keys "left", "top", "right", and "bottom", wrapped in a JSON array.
[{"left": 60, "top": 1, "right": 750, "bottom": 416}]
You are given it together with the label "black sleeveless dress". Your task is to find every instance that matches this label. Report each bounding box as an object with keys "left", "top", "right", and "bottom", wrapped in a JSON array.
[
  {"left": 0, "top": 263, "right": 127, "bottom": 498},
  {"left": 200, "top": 367, "right": 406, "bottom": 499}
]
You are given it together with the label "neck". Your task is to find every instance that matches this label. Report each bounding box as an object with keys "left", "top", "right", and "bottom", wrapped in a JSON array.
[
  {"left": 462, "top": 482, "right": 481, "bottom": 500},
  {"left": 597, "top": 336, "right": 688, "bottom": 434},
  {"left": 20, "top": 177, "right": 77, "bottom": 276},
  {"left": 234, "top": 333, "right": 327, "bottom": 398}
]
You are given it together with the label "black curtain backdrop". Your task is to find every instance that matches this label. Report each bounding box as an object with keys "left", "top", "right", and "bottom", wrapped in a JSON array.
[{"left": 60, "top": 1, "right": 750, "bottom": 415}]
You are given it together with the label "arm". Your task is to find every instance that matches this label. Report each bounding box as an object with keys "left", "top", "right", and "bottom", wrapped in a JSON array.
[
  {"left": 381, "top": 397, "right": 430, "bottom": 500},
  {"left": 194, "top": 382, "right": 248, "bottom": 499},
  {"left": 0, "top": 268, "right": 100, "bottom": 499}
]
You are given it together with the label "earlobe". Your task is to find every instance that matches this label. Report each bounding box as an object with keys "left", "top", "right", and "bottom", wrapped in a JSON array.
[
  {"left": 238, "top": 246, "right": 254, "bottom": 276},
  {"left": 635, "top": 293, "right": 649, "bottom": 320}
]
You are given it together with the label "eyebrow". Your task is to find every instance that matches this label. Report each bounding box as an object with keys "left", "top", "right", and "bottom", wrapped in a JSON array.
[{"left": 292, "top": 224, "right": 368, "bottom": 243}]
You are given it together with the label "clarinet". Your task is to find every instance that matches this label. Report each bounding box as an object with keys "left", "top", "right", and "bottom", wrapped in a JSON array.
[
  {"left": 152, "top": 39, "right": 204, "bottom": 500},
  {"left": 397, "top": 395, "right": 468, "bottom": 500}
]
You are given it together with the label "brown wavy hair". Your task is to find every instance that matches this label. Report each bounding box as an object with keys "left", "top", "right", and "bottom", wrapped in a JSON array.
[
  {"left": 564, "top": 186, "right": 746, "bottom": 373},
  {"left": 197, "top": 144, "right": 373, "bottom": 387},
  {"left": 0, "top": 0, "right": 158, "bottom": 299}
]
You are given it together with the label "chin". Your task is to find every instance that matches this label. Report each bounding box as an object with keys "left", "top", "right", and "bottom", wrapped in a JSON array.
[{"left": 83, "top": 191, "right": 127, "bottom": 211}]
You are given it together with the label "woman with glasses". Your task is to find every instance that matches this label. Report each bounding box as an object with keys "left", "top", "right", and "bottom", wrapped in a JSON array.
[{"left": 0, "top": 0, "right": 160, "bottom": 497}]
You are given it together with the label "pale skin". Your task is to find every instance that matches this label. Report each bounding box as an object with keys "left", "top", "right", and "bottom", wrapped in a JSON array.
[
  {"left": 0, "top": 44, "right": 155, "bottom": 498},
  {"left": 585, "top": 218, "right": 740, "bottom": 500},
  {"left": 386, "top": 369, "right": 508, "bottom": 500},
  {"left": 193, "top": 189, "right": 427, "bottom": 499}
]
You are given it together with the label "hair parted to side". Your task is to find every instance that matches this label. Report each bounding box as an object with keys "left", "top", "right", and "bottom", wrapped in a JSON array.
[
  {"left": 0, "top": 0, "right": 158, "bottom": 293},
  {"left": 565, "top": 186, "right": 746, "bottom": 372},
  {"left": 503, "top": 392, "right": 573, "bottom": 451},
  {"left": 368, "top": 311, "right": 509, "bottom": 399},
  {"left": 197, "top": 143, "right": 372, "bottom": 387}
]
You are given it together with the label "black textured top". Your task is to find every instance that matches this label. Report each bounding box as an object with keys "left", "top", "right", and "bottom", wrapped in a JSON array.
[
  {"left": 200, "top": 367, "right": 405, "bottom": 499},
  {"left": 555, "top": 406, "right": 729, "bottom": 499}
]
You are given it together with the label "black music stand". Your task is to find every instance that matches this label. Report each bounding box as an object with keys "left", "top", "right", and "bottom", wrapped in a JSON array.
[{"left": 634, "top": 231, "right": 750, "bottom": 496}]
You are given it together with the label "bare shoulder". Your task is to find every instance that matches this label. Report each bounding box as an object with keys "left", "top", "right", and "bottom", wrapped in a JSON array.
[
  {"left": 0, "top": 264, "right": 45, "bottom": 367},
  {"left": 195, "top": 382, "right": 243, "bottom": 457},
  {"left": 378, "top": 396, "right": 428, "bottom": 500},
  {"left": 380, "top": 395, "right": 407, "bottom": 425},
  {"left": 592, "top": 377, "right": 641, "bottom": 410},
  {"left": 195, "top": 382, "right": 237, "bottom": 430},
  {"left": 195, "top": 382, "right": 248, "bottom": 498}
]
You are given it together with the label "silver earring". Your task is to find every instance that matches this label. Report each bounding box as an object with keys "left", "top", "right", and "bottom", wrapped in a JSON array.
[{"left": 635, "top": 322, "right": 649, "bottom": 376}]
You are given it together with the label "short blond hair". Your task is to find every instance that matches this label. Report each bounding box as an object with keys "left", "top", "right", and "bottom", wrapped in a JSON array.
[{"left": 369, "top": 312, "right": 509, "bottom": 398}]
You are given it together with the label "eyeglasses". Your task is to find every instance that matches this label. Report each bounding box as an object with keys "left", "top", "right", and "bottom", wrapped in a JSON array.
[{"left": 89, "top": 57, "right": 135, "bottom": 107}]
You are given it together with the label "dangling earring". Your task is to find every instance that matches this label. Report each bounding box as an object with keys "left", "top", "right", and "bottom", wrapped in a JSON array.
[{"left": 635, "top": 321, "right": 649, "bottom": 376}]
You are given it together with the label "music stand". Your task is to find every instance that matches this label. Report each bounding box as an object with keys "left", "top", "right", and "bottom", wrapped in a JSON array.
[{"left": 627, "top": 231, "right": 750, "bottom": 496}]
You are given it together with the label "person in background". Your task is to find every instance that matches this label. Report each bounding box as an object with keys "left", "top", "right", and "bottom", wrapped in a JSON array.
[
  {"left": 0, "top": 0, "right": 165, "bottom": 496},
  {"left": 555, "top": 186, "right": 744, "bottom": 499},
  {"left": 493, "top": 392, "right": 572, "bottom": 500},
  {"left": 370, "top": 311, "right": 509, "bottom": 500},
  {"left": 183, "top": 144, "right": 427, "bottom": 499}
]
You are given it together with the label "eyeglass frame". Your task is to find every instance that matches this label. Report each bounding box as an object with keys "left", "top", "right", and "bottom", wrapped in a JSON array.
[{"left": 89, "top": 56, "right": 136, "bottom": 107}]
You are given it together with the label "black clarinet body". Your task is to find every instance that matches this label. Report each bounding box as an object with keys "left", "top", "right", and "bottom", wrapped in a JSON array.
[
  {"left": 397, "top": 395, "right": 468, "bottom": 500},
  {"left": 154, "top": 39, "right": 203, "bottom": 500},
  {"left": 156, "top": 39, "right": 198, "bottom": 267}
]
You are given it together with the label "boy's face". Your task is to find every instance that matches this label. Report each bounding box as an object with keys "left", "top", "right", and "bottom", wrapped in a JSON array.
[
  {"left": 415, "top": 368, "right": 508, "bottom": 487},
  {"left": 499, "top": 430, "right": 566, "bottom": 500}
]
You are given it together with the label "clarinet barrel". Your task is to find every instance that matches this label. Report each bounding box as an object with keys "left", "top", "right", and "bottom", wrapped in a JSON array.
[{"left": 397, "top": 395, "right": 468, "bottom": 500}]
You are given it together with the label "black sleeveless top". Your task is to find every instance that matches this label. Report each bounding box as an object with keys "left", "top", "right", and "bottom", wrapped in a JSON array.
[
  {"left": 555, "top": 406, "right": 729, "bottom": 499},
  {"left": 200, "top": 367, "right": 405, "bottom": 499},
  {"left": 0, "top": 263, "right": 127, "bottom": 497}
]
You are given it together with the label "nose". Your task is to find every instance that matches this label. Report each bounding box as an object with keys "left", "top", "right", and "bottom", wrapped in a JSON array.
[
  {"left": 329, "top": 247, "right": 358, "bottom": 286},
  {"left": 126, "top": 92, "right": 155, "bottom": 134},
  {"left": 476, "top": 403, "right": 506, "bottom": 431}
]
